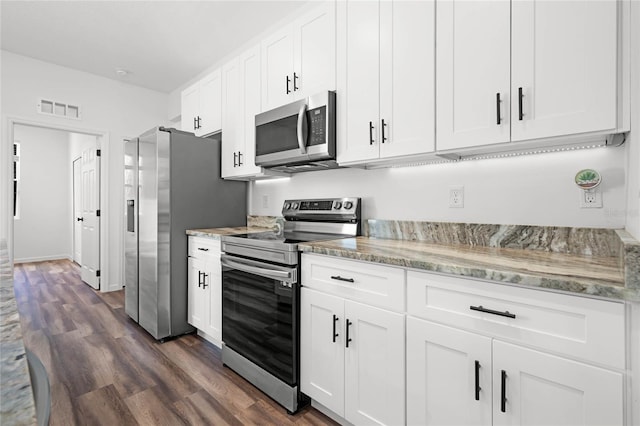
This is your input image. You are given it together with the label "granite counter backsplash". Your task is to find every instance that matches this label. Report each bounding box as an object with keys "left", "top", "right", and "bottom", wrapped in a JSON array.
[{"left": 300, "top": 220, "right": 640, "bottom": 302}]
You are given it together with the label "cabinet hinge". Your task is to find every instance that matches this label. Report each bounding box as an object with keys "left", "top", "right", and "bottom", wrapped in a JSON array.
[
  {"left": 97, "top": 149, "right": 101, "bottom": 156},
  {"left": 96, "top": 270, "right": 101, "bottom": 277}
]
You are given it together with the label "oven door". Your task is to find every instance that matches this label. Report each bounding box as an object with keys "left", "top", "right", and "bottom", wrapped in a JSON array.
[{"left": 221, "top": 254, "right": 299, "bottom": 386}]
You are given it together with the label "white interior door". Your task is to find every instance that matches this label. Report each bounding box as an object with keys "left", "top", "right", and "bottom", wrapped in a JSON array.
[
  {"left": 80, "top": 139, "right": 100, "bottom": 289},
  {"left": 72, "top": 157, "right": 82, "bottom": 264}
]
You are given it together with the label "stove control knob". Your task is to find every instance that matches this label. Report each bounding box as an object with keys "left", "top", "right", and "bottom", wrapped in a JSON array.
[
  {"left": 343, "top": 201, "right": 353, "bottom": 210},
  {"left": 292, "top": 203, "right": 299, "bottom": 209},
  {"left": 334, "top": 201, "right": 342, "bottom": 210},
  {"left": 284, "top": 203, "right": 291, "bottom": 210}
]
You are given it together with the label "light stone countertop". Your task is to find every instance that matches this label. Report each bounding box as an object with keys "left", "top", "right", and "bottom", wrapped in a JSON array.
[
  {"left": 0, "top": 239, "right": 37, "bottom": 425},
  {"left": 186, "top": 226, "right": 273, "bottom": 239},
  {"left": 299, "top": 236, "right": 638, "bottom": 301}
]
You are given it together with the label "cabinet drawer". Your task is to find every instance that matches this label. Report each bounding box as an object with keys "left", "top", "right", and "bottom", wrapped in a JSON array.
[
  {"left": 188, "top": 236, "right": 221, "bottom": 260},
  {"left": 407, "top": 270, "right": 625, "bottom": 369},
  {"left": 301, "top": 254, "right": 405, "bottom": 312}
]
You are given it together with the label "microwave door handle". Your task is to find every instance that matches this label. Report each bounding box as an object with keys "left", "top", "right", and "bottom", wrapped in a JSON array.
[
  {"left": 221, "top": 257, "right": 293, "bottom": 281},
  {"left": 297, "top": 103, "right": 308, "bottom": 154}
]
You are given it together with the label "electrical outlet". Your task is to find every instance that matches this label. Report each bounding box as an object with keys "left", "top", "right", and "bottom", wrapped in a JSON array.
[
  {"left": 580, "top": 189, "right": 602, "bottom": 208},
  {"left": 449, "top": 186, "right": 464, "bottom": 208}
]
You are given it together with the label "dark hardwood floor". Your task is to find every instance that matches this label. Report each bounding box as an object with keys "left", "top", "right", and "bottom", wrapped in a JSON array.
[{"left": 13, "top": 259, "right": 337, "bottom": 426}]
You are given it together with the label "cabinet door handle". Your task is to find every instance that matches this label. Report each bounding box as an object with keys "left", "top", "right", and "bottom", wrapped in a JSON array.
[
  {"left": 293, "top": 72, "right": 299, "bottom": 91},
  {"left": 197, "top": 247, "right": 209, "bottom": 252},
  {"left": 193, "top": 117, "right": 197, "bottom": 131},
  {"left": 198, "top": 271, "right": 203, "bottom": 288},
  {"left": 286, "top": 75, "right": 291, "bottom": 94},
  {"left": 381, "top": 119, "right": 388, "bottom": 143},
  {"left": 198, "top": 116, "right": 202, "bottom": 129},
  {"left": 233, "top": 152, "right": 237, "bottom": 167},
  {"left": 238, "top": 151, "right": 243, "bottom": 166},
  {"left": 469, "top": 305, "right": 516, "bottom": 319},
  {"left": 332, "top": 314, "right": 339, "bottom": 343},
  {"left": 518, "top": 87, "right": 524, "bottom": 121},
  {"left": 496, "top": 93, "right": 502, "bottom": 125},
  {"left": 369, "top": 121, "right": 375, "bottom": 145},
  {"left": 501, "top": 370, "right": 507, "bottom": 413},
  {"left": 202, "top": 273, "right": 209, "bottom": 289},
  {"left": 331, "top": 275, "right": 354, "bottom": 283},
  {"left": 475, "top": 360, "right": 481, "bottom": 400},
  {"left": 345, "top": 319, "right": 353, "bottom": 348}
]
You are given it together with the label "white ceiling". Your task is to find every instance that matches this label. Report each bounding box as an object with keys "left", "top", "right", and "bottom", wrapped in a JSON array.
[{"left": 1, "top": 1, "right": 310, "bottom": 93}]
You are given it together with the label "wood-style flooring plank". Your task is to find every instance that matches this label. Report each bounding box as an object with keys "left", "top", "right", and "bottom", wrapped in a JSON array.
[
  {"left": 14, "top": 259, "right": 338, "bottom": 425},
  {"left": 125, "top": 387, "right": 188, "bottom": 426},
  {"left": 75, "top": 384, "right": 139, "bottom": 426}
]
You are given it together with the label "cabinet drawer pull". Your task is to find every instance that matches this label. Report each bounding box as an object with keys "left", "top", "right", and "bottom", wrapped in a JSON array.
[
  {"left": 345, "top": 319, "right": 353, "bottom": 348},
  {"left": 496, "top": 93, "right": 502, "bottom": 125},
  {"left": 369, "top": 121, "right": 374, "bottom": 145},
  {"left": 518, "top": 87, "right": 524, "bottom": 121},
  {"left": 332, "top": 314, "right": 339, "bottom": 343},
  {"left": 331, "top": 275, "right": 354, "bottom": 283},
  {"left": 470, "top": 305, "right": 516, "bottom": 319},
  {"left": 197, "top": 247, "right": 209, "bottom": 252},
  {"left": 501, "top": 370, "right": 507, "bottom": 413},
  {"left": 475, "top": 360, "right": 481, "bottom": 400}
]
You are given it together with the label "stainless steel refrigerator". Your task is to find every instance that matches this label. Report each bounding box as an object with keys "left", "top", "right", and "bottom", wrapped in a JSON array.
[{"left": 124, "top": 127, "right": 246, "bottom": 340}]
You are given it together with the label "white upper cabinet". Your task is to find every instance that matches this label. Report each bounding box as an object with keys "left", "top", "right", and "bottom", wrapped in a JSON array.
[
  {"left": 337, "top": 0, "right": 435, "bottom": 166},
  {"left": 510, "top": 0, "right": 618, "bottom": 142},
  {"left": 261, "top": 1, "right": 336, "bottom": 111},
  {"left": 437, "top": 0, "right": 622, "bottom": 152},
  {"left": 436, "top": 0, "right": 511, "bottom": 150},
  {"left": 221, "top": 58, "right": 240, "bottom": 178},
  {"left": 181, "top": 69, "right": 222, "bottom": 136},
  {"left": 222, "top": 46, "right": 280, "bottom": 180}
]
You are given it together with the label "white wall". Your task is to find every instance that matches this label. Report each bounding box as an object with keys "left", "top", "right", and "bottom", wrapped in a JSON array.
[
  {"left": 1, "top": 50, "right": 169, "bottom": 291},
  {"left": 625, "top": 0, "right": 640, "bottom": 240},
  {"left": 250, "top": 146, "right": 628, "bottom": 228},
  {"left": 13, "top": 125, "right": 72, "bottom": 262}
]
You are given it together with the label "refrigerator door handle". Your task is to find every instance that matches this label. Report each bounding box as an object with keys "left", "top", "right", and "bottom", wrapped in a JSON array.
[{"left": 126, "top": 200, "right": 135, "bottom": 232}]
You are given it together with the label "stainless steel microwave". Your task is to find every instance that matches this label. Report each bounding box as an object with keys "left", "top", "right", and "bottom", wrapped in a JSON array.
[{"left": 255, "top": 91, "right": 337, "bottom": 173}]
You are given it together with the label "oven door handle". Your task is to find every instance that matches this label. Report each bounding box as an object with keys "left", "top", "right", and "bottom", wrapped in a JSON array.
[
  {"left": 297, "top": 103, "right": 308, "bottom": 154},
  {"left": 221, "top": 257, "right": 295, "bottom": 282}
]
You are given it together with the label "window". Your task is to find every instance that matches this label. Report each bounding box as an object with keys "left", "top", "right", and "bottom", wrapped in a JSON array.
[{"left": 13, "top": 142, "right": 20, "bottom": 218}]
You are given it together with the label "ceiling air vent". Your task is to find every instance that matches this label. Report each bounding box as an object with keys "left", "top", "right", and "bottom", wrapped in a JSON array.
[{"left": 37, "top": 98, "right": 81, "bottom": 120}]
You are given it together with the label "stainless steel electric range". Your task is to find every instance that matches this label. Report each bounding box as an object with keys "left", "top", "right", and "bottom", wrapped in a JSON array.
[{"left": 220, "top": 197, "right": 361, "bottom": 413}]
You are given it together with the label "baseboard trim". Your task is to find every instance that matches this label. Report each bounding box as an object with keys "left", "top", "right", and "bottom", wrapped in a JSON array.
[{"left": 14, "top": 255, "right": 72, "bottom": 264}]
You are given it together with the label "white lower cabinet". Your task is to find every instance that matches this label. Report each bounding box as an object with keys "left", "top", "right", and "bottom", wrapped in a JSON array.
[
  {"left": 301, "top": 287, "right": 405, "bottom": 426},
  {"left": 406, "top": 270, "right": 625, "bottom": 426},
  {"left": 187, "top": 236, "right": 222, "bottom": 347},
  {"left": 301, "top": 256, "right": 627, "bottom": 425},
  {"left": 492, "top": 341, "right": 623, "bottom": 426},
  {"left": 407, "top": 318, "right": 623, "bottom": 426},
  {"left": 407, "top": 318, "right": 492, "bottom": 426}
]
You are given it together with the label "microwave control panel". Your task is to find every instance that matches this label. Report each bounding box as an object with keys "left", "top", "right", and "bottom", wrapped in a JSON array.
[{"left": 308, "top": 106, "right": 326, "bottom": 146}]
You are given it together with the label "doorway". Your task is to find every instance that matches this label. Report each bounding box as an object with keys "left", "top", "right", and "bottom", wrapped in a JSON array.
[{"left": 10, "top": 122, "right": 103, "bottom": 290}]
